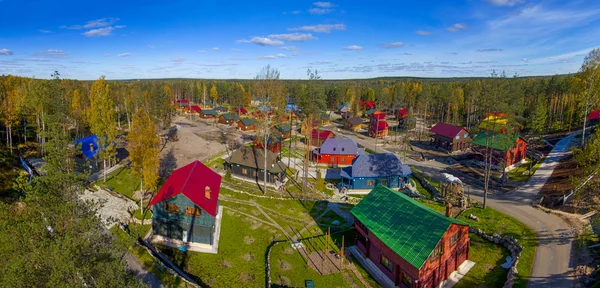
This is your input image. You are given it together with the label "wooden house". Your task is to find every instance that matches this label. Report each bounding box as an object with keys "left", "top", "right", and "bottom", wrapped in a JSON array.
[
  {"left": 311, "top": 129, "right": 335, "bottom": 147},
  {"left": 233, "top": 107, "right": 248, "bottom": 115},
  {"left": 275, "top": 123, "right": 292, "bottom": 139},
  {"left": 218, "top": 113, "right": 238, "bottom": 125},
  {"left": 200, "top": 109, "right": 218, "bottom": 119},
  {"left": 301, "top": 120, "right": 319, "bottom": 134},
  {"left": 395, "top": 108, "right": 409, "bottom": 121},
  {"left": 200, "top": 99, "right": 214, "bottom": 109},
  {"left": 174, "top": 99, "right": 190, "bottom": 111},
  {"left": 223, "top": 146, "right": 287, "bottom": 183},
  {"left": 312, "top": 138, "right": 360, "bottom": 166},
  {"left": 237, "top": 118, "right": 256, "bottom": 131},
  {"left": 588, "top": 109, "right": 600, "bottom": 126},
  {"left": 364, "top": 108, "right": 378, "bottom": 118},
  {"left": 368, "top": 121, "right": 389, "bottom": 138},
  {"left": 185, "top": 105, "right": 201, "bottom": 115},
  {"left": 472, "top": 132, "right": 527, "bottom": 169},
  {"left": 351, "top": 185, "right": 470, "bottom": 288},
  {"left": 345, "top": 117, "right": 363, "bottom": 131},
  {"left": 253, "top": 135, "right": 282, "bottom": 153},
  {"left": 149, "top": 160, "right": 222, "bottom": 251},
  {"left": 339, "top": 153, "right": 411, "bottom": 190},
  {"left": 338, "top": 103, "right": 350, "bottom": 115},
  {"left": 214, "top": 106, "right": 229, "bottom": 113},
  {"left": 360, "top": 100, "right": 375, "bottom": 111},
  {"left": 430, "top": 122, "right": 470, "bottom": 152}
]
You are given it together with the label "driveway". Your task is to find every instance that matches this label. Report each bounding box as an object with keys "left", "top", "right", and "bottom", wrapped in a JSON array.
[{"left": 341, "top": 130, "right": 576, "bottom": 287}]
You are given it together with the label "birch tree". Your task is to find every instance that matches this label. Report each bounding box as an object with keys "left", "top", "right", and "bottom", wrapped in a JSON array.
[{"left": 88, "top": 77, "right": 117, "bottom": 181}]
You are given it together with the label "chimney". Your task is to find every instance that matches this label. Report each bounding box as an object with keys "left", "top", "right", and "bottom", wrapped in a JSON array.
[{"left": 445, "top": 203, "right": 453, "bottom": 218}]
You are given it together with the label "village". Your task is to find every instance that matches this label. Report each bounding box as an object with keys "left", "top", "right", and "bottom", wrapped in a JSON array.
[{"left": 18, "top": 92, "right": 591, "bottom": 288}]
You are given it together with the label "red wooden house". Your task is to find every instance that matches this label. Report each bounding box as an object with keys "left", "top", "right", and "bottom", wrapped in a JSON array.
[
  {"left": 368, "top": 121, "right": 389, "bottom": 138},
  {"left": 233, "top": 107, "right": 248, "bottom": 115},
  {"left": 253, "top": 135, "right": 282, "bottom": 153},
  {"left": 312, "top": 138, "right": 360, "bottom": 166},
  {"left": 472, "top": 132, "right": 527, "bottom": 169},
  {"left": 396, "top": 108, "right": 409, "bottom": 120},
  {"left": 185, "top": 105, "right": 201, "bottom": 115},
  {"left": 351, "top": 185, "right": 470, "bottom": 288},
  {"left": 311, "top": 129, "right": 335, "bottom": 147}
]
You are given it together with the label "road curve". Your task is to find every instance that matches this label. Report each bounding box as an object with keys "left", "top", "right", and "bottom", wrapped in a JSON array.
[{"left": 338, "top": 129, "right": 576, "bottom": 287}]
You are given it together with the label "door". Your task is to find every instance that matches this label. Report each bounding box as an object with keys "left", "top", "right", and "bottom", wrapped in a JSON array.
[{"left": 182, "top": 230, "right": 188, "bottom": 242}]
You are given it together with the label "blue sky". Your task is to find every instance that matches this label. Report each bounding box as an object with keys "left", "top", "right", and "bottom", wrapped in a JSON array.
[{"left": 1, "top": 0, "right": 600, "bottom": 80}]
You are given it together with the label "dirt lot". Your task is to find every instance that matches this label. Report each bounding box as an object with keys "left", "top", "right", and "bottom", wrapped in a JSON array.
[{"left": 160, "top": 115, "right": 250, "bottom": 172}]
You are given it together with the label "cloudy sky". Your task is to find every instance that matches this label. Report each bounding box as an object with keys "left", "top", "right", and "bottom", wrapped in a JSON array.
[{"left": 1, "top": 0, "right": 599, "bottom": 80}]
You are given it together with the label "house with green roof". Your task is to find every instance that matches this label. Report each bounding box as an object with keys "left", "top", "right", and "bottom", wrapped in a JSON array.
[
  {"left": 471, "top": 132, "right": 527, "bottom": 169},
  {"left": 199, "top": 109, "right": 218, "bottom": 119},
  {"left": 351, "top": 185, "right": 470, "bottom": 288},
  {"left": 236, "top": 117, "right": 256, "bottom": 131}
]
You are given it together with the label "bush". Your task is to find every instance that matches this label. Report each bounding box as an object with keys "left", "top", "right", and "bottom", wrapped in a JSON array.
[{"left": 225, "top": 169, "right": 232, "bottom": 180}]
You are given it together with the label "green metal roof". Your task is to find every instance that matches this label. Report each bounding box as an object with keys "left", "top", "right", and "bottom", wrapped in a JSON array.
[
  {"left": 350, "top": 185, "right": 468, "bottom": 269},
  {"left": 239, "top": 118, "right": 255, "bottom": 126},
  {"left": 202, "top": 109, "right": 218, "bottom": 115},
  {"left": 276, "top": 123, "right": 292, "bottom": 132},
  {"left": 472, "top": 132, "right": 524, "bottom": 151}
]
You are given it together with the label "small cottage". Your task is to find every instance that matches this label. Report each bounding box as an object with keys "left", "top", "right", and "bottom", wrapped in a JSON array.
[
  {"left": 395, "top": 108, "right": 409, "bottom": 121},
  {"left": 275, "top": 123, "right": 292, "bottom": 139},
  {"left": 311, "top": 129, "right": 335, "bottom": 147},
  {"left": 471, "top": 132, "right": 527, "bottom": 169},
  {"left": 301, "top": 120, "right": 319, "bottom": 134},
  {"left": 214, "top": 106, "right": 229, "bottom": 113},
  {"left": 368, "top": 121, "right": 389, "bottom": 138},
  {"left": 149, "top": 160, "right": 222, "bottom": 253},
  {"left": 351, "top": 185, "right": 470, "bottom": 288},
  {"left": 345, "top": 117, "right": 362, "bottom": 131},
  {"left": 233, "top": 107, "right": 248, "bottom": 115},
  {"left": 185, "top": 105, "right": 201, "bottom": 115},
  {"left": 430, "top": 122, "right": 470, "bottom": 152},
  {"left": 237, "top": 118, "right": 256, "bottom": 131},
  {"left": 312, "top": 138, "right": 360, "bottom": 166},
  {"left": 218, "top": 113, "right": 239, "bottom": 125},
  {"left": 200, "top": 99, "right": 214, "bottom": 109},
  {"left": 254, "top": 135, "right": 282, "bottom": 153},
  {"left": 340, "top": 153, "right": 411, "bottom": 189},
  {"left": 223, "top": 146, "right": 287, "bottom": 183},
  {"left": 200, "top": 109, "right": 218, "bottom": 119}
]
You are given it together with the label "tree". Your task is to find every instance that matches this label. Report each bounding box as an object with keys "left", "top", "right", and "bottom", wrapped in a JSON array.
[
  {"left": 578, "top": 48, "right": 600, "bottom": 146},
  {"left": 88, "top": 76, "right": 117, "bottom": 182},
  {"left": 210, "top": 84, "right": 219, "bottom": 104},
  {"left": 529, "top": 95, "right": 548, "bottom": 135},
  {"left": 1, "top": 76, "right": 27, "bottom": 153},
  {"left": 128, "top": 107, "right": 160, "bottom": 217}
]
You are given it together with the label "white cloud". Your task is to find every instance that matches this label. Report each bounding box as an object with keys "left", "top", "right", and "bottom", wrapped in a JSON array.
[
  {"left": 83, "top": 26, "right": 124, "bottom": 37},
  {"left": 277, "top": 53, "right": 287, "bottom": 58},
  {"left": 522, "top": 58, "right": 529, "bottom": 62},
  {"left": 344, "top": 45, "right": 364, "bottom": 50},
  {"left": 211, "top": 47, "right": 219, "bottom": 51},
  {"left": 236, "top": 39, "right": 251, "bottom": 43},
  {"left": 446, "top": 23, "right": 467, "bottom": 32},
  {"left": 197, "top": 50, "right": 207, "bottom": 53},
  {"left": 60, "top": 25, "right": 83, "bottom": 30},
  {"left": 282, "top": 46, "right": 297, "bottom": 51},
  {"left": 171, "top": 58, "right": 185, "bottom": 62},
  {"left": 309, "top": 8, "right": 334, "bottom": 15},
  {"left": 84, "top": 18, "right": 119, "bottom": 29},
  {"left": 33, "top": 49, "right": 68, "bottom": 58},
  {"left": 39, "top": 29, "right": 52, "bottom": 33},
  {"left": 268, "top": 33, "right": 316, "bottom": 41},
  {"left": 103, "top": 54, "right": 110, "bottom": 57},
  {"left": 486, "top": 0, "right": 524, "bottom": 7},
  {"left": 380, "top": 42, "right": 404, "bottom": 48},
  {"left": 416, "top": 30, "right": 432, "bottom": 36},
  {"left": 476, "top": 48, "right": 504, "bottom": 52},
  {"left": 289, "top": 24, "right": 346, "bottom": 33},
  {"left": 259, "top": 55, "right": 277, "bottom": 59},
  {"left": 251, "top": 37, "right": 284, "bottom": 46},
  {"left": 117, "top": 53, "right": 131, "bottom": 57},
  {"left": 0, "top": 48, "right": 13, "bottom": 55},
  {"left": 309, "top": 60, "right": 331, "bottom": 65},
  {"left": 313, "top": 1, "right": 334, "bottom": 8}
]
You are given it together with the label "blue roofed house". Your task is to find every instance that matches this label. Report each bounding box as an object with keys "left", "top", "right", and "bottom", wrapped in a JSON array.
[
  {"left": 340, "top": 153, "right": 412, "bottom": 190},
  {"left": 312, "top": 138, "right": 361, "bottom": 166},
  {"left": 75, "top": 135, "right": 116, "bottom": 159}
]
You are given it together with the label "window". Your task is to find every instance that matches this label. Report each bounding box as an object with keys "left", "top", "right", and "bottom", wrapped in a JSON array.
[
  {"left": 184, "top": 206, "right": 202, "bottom": 217},
  {"left": 342, "top": 147, "right": 345, "bottom": 152},
  {"left": 430, "top": 244, "right": 443, "bottom": 261},
  {"left": 205, "top": 186, "right": 211, "bottom": 200},
  {"left": 333, "top": 147, "right": 336, "bottom": 151},
  {"left": 242, "top": 168, "right": 248, "bottom": 175},
  {"left": 379, "top": 179, "right": 387, "bottom": 186},
  {"left": 366, "top": 180, "right": 375, "bottom": 187},
  {"left": 456, "top": 135, "right": 460, "bottom": 140},
  {"left": 450, "top": 231, "right": 460, "bottom": 246},
  {"left": 164, "top": 203, "right": 179, "bottom": 214},
  {"left": 341, "top": 157, "right": 346, "bottom": 163},
  {"left": 380, "top": 255, "right": 393, "bottom": 272},
  {"left": 464, "top": 133, "right": 469, "bottom": 138},
  {"left": 402, "top": 273, "right": 413, "bottom": 287}
]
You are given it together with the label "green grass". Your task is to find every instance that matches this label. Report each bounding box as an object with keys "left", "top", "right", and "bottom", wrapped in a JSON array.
[
  {"left": 132, "top": 209, "right": 153, "bottom": 221},
  {"left": 317, "top": 210, "right": 348, "bottom": 227},
  {"left": 458, "top": 206, "right": 536, "bottom": 288},
  {"left": 350, "top": 254, "right": 383, "bottom": 288},
  {"left": 411, "top": 167, "right": 441, "bottom": 190},
  {"left": 454, "top": 234, "right": 510, "bottom": 288},
  {"left": 411, "top": 178, "right": 433, "bottom": 199},
  {"left": 415, "top": 198, "right": 447, "bottom": 214},
  {"left": 98, "top": 167, "right": 139, "bottom": 199},
  {"left": 508, "top": 157, "right": 546, "bottom": 182},
  {"left": 205, "top": 150, "right": 228, "bottom": 168}
]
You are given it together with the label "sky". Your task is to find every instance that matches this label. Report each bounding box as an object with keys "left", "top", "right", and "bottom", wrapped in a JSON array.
[{"left": 1, "top": 0, "right": 600, "bottom": 80}]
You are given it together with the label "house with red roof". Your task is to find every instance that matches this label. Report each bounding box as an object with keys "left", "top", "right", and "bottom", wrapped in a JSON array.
[
  {"left": 588, "top": 109, "right": 600, "bottom": 125},
  {"left": 149, "top": 160, "right": 222, "bottom": 253},
  {"left": 368, "top": 121, "right": 389, "bottom": 138},
  {"left": 360, "top": 100, "right": 375, "bottom": 110},
  {"left": 395, "top": 108, "right": 409, "bottom": 120},
  {"left": 311, "top": 129, "right": 335, "bottom": 147},
  {"left": 185, "top": 105, "right": 201, "bottom": 115},
  {"left": 430, "top": 122, "right": 470, "bottom": 152},
  {"left": 233, "top": 106, "right": 248, "bottom": 115}
]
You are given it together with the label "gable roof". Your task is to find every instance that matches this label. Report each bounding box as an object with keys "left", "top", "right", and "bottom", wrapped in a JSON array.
[
  {"left": 319, "top": 138, "right": 359, "bottom": 155},
  {"left": 589, "top": 109, "right": 600, "bottom": 121},
  {"left": 225, "top": 146, "right": 287, "bottom": 173},
  {"left": 189, "top": 105, "right": 201, "bottom": 113},
  {"left": 201, "top": 109, "right": 218, "bottom": 116},
  {"left": 312, "top": 129, "right": 334, "bottom": 139},
  {"left": 365, "top": 108, "right": 377, "bottom": 116},
  {"left": 370, "top": 121, "right": 389, "bottom": 130},
  {"left": 472, "top": 132, "right": 526, "bottom": 151},
  {"left": 276, "top": 123, "right": 292, "bottom": 133},
  {"left": 75, "top": 135, "right": 115, "bottom": 159},
  {"left": 397, "top": 108, "right": 408, "bottom": 118},
  {"left": 239, "top": 117, "right": 255, "bottom": 126},
  {"left": 351, "top": 185, "right": 468, "bottom": 269},
  {"left": 214, "top": 106, "right": 228, "bottom": 112},
  {"left": 346, "top": 117, "right": 362, "bottom": 125},
  {"left": 372, "top": 112, "right": 386, "bottom": 121},
  {"left": 233, "top": 107, "right": 248, "bottom": 114},
  {"left": 149, "top": 161, "right": 221, "bottom": 216},
  {"left": 176, "top": 99, "right": 189, "bottom": 104},
  {"left": 360, "top": 100, "right": 375, "bottom": 109},
  {"left": 430, "top": 122, "right": 468, "bottom": 139},
  {"left": 341, "top": 153, "right": 411, "bottom": 178},
  {"left": 220, "top": 113, "right": 238, "bottom": 120}
]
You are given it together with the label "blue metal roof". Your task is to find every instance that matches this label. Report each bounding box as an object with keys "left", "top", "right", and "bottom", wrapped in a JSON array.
[
  {"left": 319, "top": 138, "right": 359, "bottom": 155},
  {"left": 75, "top": 135, "right": 100, "bottom": 159},
  {"left": 340, "top": 153, "right": 412, "bottom": 179}
]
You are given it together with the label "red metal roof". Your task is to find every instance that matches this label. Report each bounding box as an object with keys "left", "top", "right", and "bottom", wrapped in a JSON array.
[
  {"left": 189, "top": 105, "right": 201, "bottom": 113},
  {"left": 176, "top": 99, "right": 190, "bottom": 104},
  {"left": 312, "top": 129, "right": 334, "bottom": 139},
  {"left": 430, "top": 122, "right": 467, "bottom": 139},
  {"left": 360, "top": 101, "right": 375, "bottom": 109},
  {"left": 372, "top": 112, "right": 386, "bottom": 120},
  {"left": 370, "top": 121, "right": 389, "bottom": 130},
  {"left": 234, "top": 107, "right": 248, "bottom": 114},
  {"left": 148, "top": 160, "right": 222, "bottom": 217},
  {"left": 397, "top": 108, "right": 408, "bottom": 118},
  {"left": 588, "top": 110, "right": 600, "bottom": 121}
]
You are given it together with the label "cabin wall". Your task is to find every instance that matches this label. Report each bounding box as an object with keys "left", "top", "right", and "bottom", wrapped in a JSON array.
[
  {"left": 152, "top": 194, "right": 217, "bottom": 245},
  {"left": 342, "top": 174, "right": 410, "bottom": 189},
  {"left": 224, "top": 163, "right": 282, "bottom": 183}
]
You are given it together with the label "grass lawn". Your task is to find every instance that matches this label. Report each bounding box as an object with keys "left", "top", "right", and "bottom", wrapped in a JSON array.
[
  {"left": 454, "top": 234, "right": 509, "bottom": 288},
  {"left": 317, "top": 210, "right": 348, "bottom": 227},
  {"left": 205, "top": 150, "right": 228, "bottom": 168},
  {"left": 411, "top": 167, "right": 442, "bottom": 191},
  {"left": 458, "top": 206, "right": 536, "bottom": 288},
  {"left": 350, "top": 254, "right": 383, "bottom": 288},
  {"left": 416, "top": 198, "right": 447, "bottom": 214},
  {"left": 508, "top": 157, "right": 546, "bottom": 182},
  {"left": 98, "top": 167, "right": 139, "bottom": 199},
  {"left": 131, "top": 209, "right": 153, "bottom": 221},
  {"left": 411, "top": 178, "right": 433, "bottom": 199}
]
